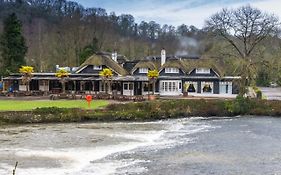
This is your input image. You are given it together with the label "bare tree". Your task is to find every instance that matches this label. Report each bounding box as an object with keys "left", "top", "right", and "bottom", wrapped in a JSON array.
[
  {"left": 206, "top": 5, "right": 279, "bottom": 59},
  {"left": 206, "top": 5, "right": 280, "bottom": 94}
]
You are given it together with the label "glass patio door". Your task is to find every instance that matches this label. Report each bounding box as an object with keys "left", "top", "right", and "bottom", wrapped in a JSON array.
[{"left": 123, "top": 82, "right": 134, "bottom": 96}]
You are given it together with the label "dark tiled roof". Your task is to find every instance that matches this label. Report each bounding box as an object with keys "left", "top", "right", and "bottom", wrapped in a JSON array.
[{"left": 122, "top": 60, "right": 139, "bottom": 73}]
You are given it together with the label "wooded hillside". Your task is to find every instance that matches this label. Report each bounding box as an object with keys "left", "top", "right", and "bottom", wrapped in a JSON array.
[{"left": 0, "top": 0, "right": 281, "bottom": 85}]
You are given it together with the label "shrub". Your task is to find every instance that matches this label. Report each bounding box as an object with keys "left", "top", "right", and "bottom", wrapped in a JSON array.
[
  {"left": 256, "top": 90, "right": 262, "bottom": 99},
  {"left": 33, "top": 107, "right": 67, "bottom": 114},
  {"left": 224, "top": 96, "right": 253, "bottom": 115}
]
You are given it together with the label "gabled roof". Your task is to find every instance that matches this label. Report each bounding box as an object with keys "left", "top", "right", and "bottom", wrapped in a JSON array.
[
  {"left": 181, "top": 58, "right": 222, "bottom": 76},
  {"left": 159, "top": 58, "right": 187, "bottom": 73},
  {"left": 159, "top": 57, "right": 222, "bottom": 76},
  {"left": 75, "top": 54, "right": 128, "bottom": 76},
  {"left": 131, "top": 60, "right": 160, "bottom": 73},
  {"left": 96, "top": 51, "right": 128, "bottom": 64}
]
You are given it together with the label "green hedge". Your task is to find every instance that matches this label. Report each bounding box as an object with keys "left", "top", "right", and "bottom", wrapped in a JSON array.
[{"left": 0, "top": 98, "right": 281, "bottom": 125}]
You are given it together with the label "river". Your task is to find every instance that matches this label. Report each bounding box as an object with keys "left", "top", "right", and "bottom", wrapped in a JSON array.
[{"left": 0, "top": 117, "right": 281, "bottom": 175}]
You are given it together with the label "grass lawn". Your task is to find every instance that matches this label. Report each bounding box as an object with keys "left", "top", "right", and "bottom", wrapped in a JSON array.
[{"left": 0, "top": 100, "right": 109, "bottom": 111}]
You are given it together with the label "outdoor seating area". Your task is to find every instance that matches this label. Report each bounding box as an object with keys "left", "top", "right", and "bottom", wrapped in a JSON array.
[
  {"left": 0, "top": 85, "right": 147, "bottom": 102},
  {"left": 1, "top": 90, "right": 45, "bottom": 97}
]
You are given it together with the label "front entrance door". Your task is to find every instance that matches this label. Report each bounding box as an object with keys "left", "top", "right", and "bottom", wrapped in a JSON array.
[{"left": 123, "top": 82, "right": 134, "bottom": 96}]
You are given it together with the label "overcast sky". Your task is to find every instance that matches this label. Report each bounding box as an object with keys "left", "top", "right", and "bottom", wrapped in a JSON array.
[{"left": 74, "top": 0, "right": 281, "bottom": 28}]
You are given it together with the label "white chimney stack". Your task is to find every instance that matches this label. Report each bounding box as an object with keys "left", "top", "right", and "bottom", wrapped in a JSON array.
[
  {"left": 112, "top": 51, "right": 117, "bottom": 62},
  {"left": 161, "top": 48, "right": 166, "bottom": 66}
]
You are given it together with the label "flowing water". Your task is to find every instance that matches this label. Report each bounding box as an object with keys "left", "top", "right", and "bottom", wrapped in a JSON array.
[{"left": 0, "top": 117, "right": 281, "bottom": 175}]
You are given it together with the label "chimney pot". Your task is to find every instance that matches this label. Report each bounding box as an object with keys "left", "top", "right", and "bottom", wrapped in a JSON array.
[
  {"left": 112, "top": 51, "right": 117, "bottom": 62},
  {"left": 161, "top": 49, "right": 166, "bottom": 66}
]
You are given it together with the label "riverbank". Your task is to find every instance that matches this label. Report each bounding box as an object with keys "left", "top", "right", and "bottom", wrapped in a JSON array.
[{"left": 0, "top": 97, "right": 280, "bottom": 125}]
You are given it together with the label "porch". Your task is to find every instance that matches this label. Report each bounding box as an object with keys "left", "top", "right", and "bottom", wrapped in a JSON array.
[{"left": 2, "top": 76, "right": 156, "bottom": 98}]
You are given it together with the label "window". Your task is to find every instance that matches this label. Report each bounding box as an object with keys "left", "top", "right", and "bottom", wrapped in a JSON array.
[
  {"left": 219, "top": 82, "right": 232, "bottom": 94},
  {"left": 203, "top": 85, "right": 212, "bottom": 93},
  {"left": 188, "top": 84, "right": 196, "bottom": 92},
  {"left": 124, "top": 83, "right": 133, "bottom": 90},
  {"left": 196, "top": 68, "right": 210, "bottom": 74},
  {"left": 164, "top": 82, "right": 168, "bottom": 91},
  {"left": 168, "top": 82, "right": 172, "bottom": 91},
  {"left": 129, "top": 83, "right": 133, "bottom": 90},
  {"left": 201, "top": 82, "right": 213, "bottom": 93},
  {"left": 172, "top": 82, "right": 176, "bottom": 91},
  {"left": 124, "top": 83, "right": 128, "bottom": 90},
  {"left": 144, "top": 83, "right": 152, "bottom": 92},
  {"left": 161, "top": 81, "right": 181, "bottom": 92},
  {"left": 185, "top": 82, "right": 198, "bottom": 93},
  {"left": 226, "top": 84, "right": 228, "bottom": 93},
  {"left": 165, "top": 68, "right": 179, "bottom": 73},
  {"left": 139, "top": 68, "right": 148, "bottom": 73},
  {"left": 93, "top": 65, "right": 102, "bottom": 70}
]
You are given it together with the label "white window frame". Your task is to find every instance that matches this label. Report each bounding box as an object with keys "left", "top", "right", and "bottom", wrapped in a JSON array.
[
  {"left": 196, "top": 68, "right": 210, "bottom": 74},
  {"left": 93, "top": 65, "right": 102, "bottom": 70},
  {"left": 165, "top": 67, "right": 179, "bottom": 73},
  {"left": 201, "top": 81, "right": 213, "bottom": 93},
  {"left": 139, "top": 68, "right": 148, "bottom": 73},
  {"left": 219, "top": 82, "right": 232, "bottom": 94},
  {"left": 123, "top": 82, "right": 134, "bottom": 96},
  {"left": 185, "top": 81, "right": 198, "bottom": 93},
  {"left": 160, "top": 80, "right": 182, "bottom": 95}
]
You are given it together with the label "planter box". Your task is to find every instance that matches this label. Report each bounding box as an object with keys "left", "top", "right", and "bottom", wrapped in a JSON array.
[{"left": 148, "top": 94, "right": 157, "bottom": 101}]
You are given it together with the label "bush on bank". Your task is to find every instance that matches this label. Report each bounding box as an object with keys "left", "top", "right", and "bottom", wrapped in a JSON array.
[
  {"left": 0, "top": 97, "right": 280, "bottom": 124},
  {"left": 88, "top": 97, "right": 281, "bottom": 120}
]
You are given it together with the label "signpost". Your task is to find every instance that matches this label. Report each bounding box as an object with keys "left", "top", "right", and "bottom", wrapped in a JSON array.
[{"left": 85, "top": 95, "right": 92, "bottom": 109}]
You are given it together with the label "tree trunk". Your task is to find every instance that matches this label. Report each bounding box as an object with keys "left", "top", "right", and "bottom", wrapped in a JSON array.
[
  {"left": 148, "top": 82, "right": 151, "bottom": 95},
  {"left": 152, "top": 81, "right": 155, "bottom": 95},
  {"left": 92, "top": 81, "right": 95, "bottom": 92},
  {"left": 104, "top": 80, "right": 107, "bottom": 94},
  {"left": 239, "top": 76, "right": 247, "bottom": 96},
  {"left": 107, "top": 80, "right": 111, "bottom": 94},
  {"left": 74, "top": 81, "right": 76, "bottom": 94},
  {"left": 26, "top": 82, "right": 29, "bottom": 93},
  {"left": 239, "top": 59, "right": 253, "bottom": 96},
  {"left": 62, "top": 82, "right": 65, "bottom": 94},
  {"left": 61, "top": 78, "right": 66, "bottom": 94}
]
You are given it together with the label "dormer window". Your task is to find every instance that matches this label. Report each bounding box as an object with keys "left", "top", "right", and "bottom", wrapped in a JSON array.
[
  {"left": 165, "top": 68, "right": 179, "bottom": 73},
  {"left": 196, "top": 68, "right": 210, "bottom": 74},
  {"left": 139, "top": 68, "right": 148, "bottom": 73},
  {"left": 93, "top": 65, "right": 102, "bottom": 70}
]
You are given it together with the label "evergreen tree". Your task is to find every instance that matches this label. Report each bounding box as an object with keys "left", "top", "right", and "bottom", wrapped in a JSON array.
[
  {"left": 79, "top": 37, "right": 99, "bottom": 63},
  {"left": 0, "top": 13, "right": 27, "bottom": 75}
]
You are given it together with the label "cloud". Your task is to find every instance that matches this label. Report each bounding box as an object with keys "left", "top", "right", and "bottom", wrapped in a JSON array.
[{"left": 75, "top": 0, "right": 281, "bottom": 28}]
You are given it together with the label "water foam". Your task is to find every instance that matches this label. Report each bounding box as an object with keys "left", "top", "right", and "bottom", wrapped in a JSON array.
[{"left": 0, "top": 118, "right": 216, "bottom": 175}]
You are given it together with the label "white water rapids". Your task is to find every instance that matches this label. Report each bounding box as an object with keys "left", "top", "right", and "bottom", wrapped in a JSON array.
[
  {"left": 1, "top": 117, "right": 281, "bottom": 175},
  {"left": 0, "top": 118, "right": 214, "bottom": 175}
]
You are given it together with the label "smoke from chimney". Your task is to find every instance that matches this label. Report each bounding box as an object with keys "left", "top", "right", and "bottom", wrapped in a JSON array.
[{"left": 175, "top": 36, "right": 199, "bottom": 56}]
